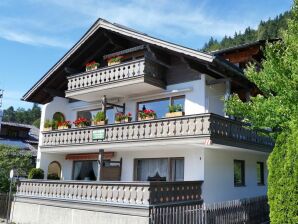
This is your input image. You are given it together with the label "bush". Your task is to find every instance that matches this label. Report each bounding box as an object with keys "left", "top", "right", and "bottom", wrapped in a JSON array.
[
  {"left": 28, "top": 168, "right": 44, "bottom": 179},
  {"left": 47, "top": 173, "right": 60, "bottom": 180},
  {"left": 268, "top": 119, "right": 298, "bottom": 224}
]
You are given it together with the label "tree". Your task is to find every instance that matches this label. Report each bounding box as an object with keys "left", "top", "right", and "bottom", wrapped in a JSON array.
[
  {"left": 2, "top": 104, "right": 41, "bottom": 126},
  {"left": 0, "top": 145, "right": 33, "bottom": 193},
  {"left": 201, "top": 11, "right": 290, "bottom": 52},
  {"left": 225, "top": 1, "right": 298, "bottom": 223}
]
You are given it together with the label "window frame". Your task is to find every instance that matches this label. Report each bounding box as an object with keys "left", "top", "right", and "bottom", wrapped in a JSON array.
[
  {"left": 256, "top": 161, "right": 265, "bottom": 186},
  {"left": 133, "top": 157, "right": 184, "bottom": 181},
  {"left": 72, "top": 160, "right": 98, "bottom": 181},
  {"left": 234, "top": 159, "right": 245, "bottom": 187},
  {"left": 136, "top": 95, "right": 185, "bottom": 121}
]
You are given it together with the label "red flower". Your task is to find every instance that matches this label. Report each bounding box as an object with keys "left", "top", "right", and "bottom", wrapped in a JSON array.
[{"left": 57, "top": 121, "right": 71, "bottom": 127}]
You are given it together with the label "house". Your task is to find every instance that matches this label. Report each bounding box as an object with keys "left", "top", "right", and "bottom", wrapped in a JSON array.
[
  {"left": 11, "top": 19, "right": 273, "bottom": 224},
  {"left": 0, "top": 121, "right": 38, "bottom": 166}
]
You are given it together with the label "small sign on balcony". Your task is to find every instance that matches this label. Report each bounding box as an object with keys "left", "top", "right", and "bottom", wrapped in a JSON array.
[{"left": 92, "top": 129, "right": 105, "bottom": 140}]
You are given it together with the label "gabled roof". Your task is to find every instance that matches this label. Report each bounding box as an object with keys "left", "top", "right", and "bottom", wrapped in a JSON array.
[{"left": 22, "top": 18, "right": 247, "bottom": 104}]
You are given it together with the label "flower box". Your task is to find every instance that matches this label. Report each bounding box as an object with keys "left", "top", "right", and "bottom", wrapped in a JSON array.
[
  {"left": 86, "top": 65, "right": 98, "bottom": 71},
  {"left": 85, "top": 61, "right": 100, "bottom": 71},
  {"left": 92, "top": 120, "right": 107, "bottom": 126},
  {"left": 165, "top": 111, "right": 185, "bottom": 118},
  {"left": 43, "top": 127, "right": 52, "bottom": 132},
  {"left": 108, "top": 61, "right": 121, "bottom": 66},
  {"left": 139, "top": 116, "right": 156, "bottom": 121},
  {"left": 58, "top": 125, "right": 69, "bottom": 130}
]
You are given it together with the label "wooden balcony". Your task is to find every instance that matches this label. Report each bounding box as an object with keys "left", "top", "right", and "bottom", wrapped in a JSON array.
[
  {"left": 16, "top": 180, "right": 203, "bottom": 207},
  {"left": 41, "top": 114, "right": 274, "bottom": 152},
  {"left": 65, "top": 58, "right": 165, "bottom": 102}
]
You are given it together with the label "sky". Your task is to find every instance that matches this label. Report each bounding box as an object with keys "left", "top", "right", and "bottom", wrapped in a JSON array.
[{"left": 0, "top": 0, "right": 292, "bottom": 110}]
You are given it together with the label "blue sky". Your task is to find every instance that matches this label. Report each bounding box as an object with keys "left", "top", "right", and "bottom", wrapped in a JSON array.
[{"left": 0, "top": 0, "right": 292, "bottom": 109}]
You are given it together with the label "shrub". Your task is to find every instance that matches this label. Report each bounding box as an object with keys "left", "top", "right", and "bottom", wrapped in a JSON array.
[
  {"left": 168, "top": 104, "right": 183, "bottom": 113},
  {"left": 28, "top": 168, "right": 44, "bottom": 179},
  {"left": 47, "top": 173, "right": 60, "bottom": 180},
  {"left": 268, "top": 119, "right": 298, "bottom": 224}
]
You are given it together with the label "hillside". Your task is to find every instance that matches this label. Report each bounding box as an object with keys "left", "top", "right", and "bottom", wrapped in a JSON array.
[{"left": 201, "top": 11, "right": 290, "bottom": 52}]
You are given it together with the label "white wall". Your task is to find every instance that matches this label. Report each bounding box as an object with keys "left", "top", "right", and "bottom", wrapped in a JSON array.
[
  {"left": 203, "top": 147, "right": 268, "bottom": 203},
  {"left": 205, "top": 83, "right": 225, "bottom": 116},
  {"left": 37, "top": 152, "right": 73, "bottom": 180},
  {"left": 114, "top": 147, "right": 204, "bottom": 181}
]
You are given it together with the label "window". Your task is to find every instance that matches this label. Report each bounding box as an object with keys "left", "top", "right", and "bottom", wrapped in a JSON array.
[
  {"left": 77, "top": 108, "right": 118, "bottom": 124},
  {"left": 234, "top": 160, "right": 245, "bottom": 187},
  {"left": 137, "top": 96, "right": 185, "bottom": 120},
  {"left": 135, "top": 158, "right": 184, "bottom": 181},
  {"left": 257, "top": 162, "right": 265, "bottom": 185},
  {"left": 73, "top": 160, "right": 98, "bottom": 181}
]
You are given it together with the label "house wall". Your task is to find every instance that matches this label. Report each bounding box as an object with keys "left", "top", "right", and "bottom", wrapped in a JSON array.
[
  {"left": 205, "top": 83, "right": 226, "bottom": 116},
  {"left": 203, "top": 147, "right": 268, "bottom": 203}
]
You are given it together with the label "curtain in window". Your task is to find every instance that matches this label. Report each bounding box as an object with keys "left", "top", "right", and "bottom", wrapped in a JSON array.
[
  {"left": 73, "top": 162, "right": 83, "bottom": 180},
  {"left": 92, "top": 161, "right": 98, "bottom": 180},
  {"left": 172, "top": 159, "right": 184, "bottom": 181},
  {"left": 137, "top": 159, "right": 168, "bottom": 181}
]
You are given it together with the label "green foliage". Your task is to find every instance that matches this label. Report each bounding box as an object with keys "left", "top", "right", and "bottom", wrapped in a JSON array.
[
  {"left": 28, "top": 168, "right": 44, "bottom": 180},
  {"left": 268, "top": 119, "right": 298, "bottom": 224},
  {"left": 2, "top": 103, "right": 41, "bottom": 126},
  {"left": 225, "top": 1, "right": 298, "bottom": 223},
  {"left": 93, "top": 111, "right": 106, "bottom": 122},
  {"left": 0, "top": 145, "right": 33, "bottom": 193},
  {"left": 168, "top": 104, "right": 183, "bottom": 113},
  {"left": 44, "top": 119, "right": 53, "bottom": 128},
  {"left": 47, "top": 173, "right": 60, "bottom": 180},
  {"left": 32, "top": 118, "right": 41, "bottom": 128},
  {"left": 202, "top": 11, "right": 290, "bottom": 52}
]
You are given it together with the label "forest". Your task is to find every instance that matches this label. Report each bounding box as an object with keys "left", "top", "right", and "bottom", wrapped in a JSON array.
[{"left": 201, "top": 11, "right": 290, "bottom": 52}]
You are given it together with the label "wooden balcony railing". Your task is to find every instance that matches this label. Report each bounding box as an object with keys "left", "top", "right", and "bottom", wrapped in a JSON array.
[
  {"left": 16, "top": 180, "right": 203, "bottom": 207},
  {"left": 66, "top": 58, "right": 164, "bottom": 93},
  {"left": 41, "top": 114, "right": 274, "bottom": 151}
]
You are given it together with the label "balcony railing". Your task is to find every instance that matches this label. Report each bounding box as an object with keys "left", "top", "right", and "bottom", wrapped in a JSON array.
[
  {"left": 41, "top": 114, "right": 274, "bottom": 150},
  {"left": 66, "top": 58, "right": 165, "bottom": 94},
  {"left": 16, "top": 180, "right": 203, "bottom": 207}
]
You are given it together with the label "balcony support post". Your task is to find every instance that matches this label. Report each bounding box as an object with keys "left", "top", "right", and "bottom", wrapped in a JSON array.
[
  {"left": 97, "top": 149, "right": 104, "bottom": 181},
  {"left": 101, "top": 95, "right": 107, "bottom": 117},
  {"left": 224, "top": 79, "right": 231, "bottom": 118}
]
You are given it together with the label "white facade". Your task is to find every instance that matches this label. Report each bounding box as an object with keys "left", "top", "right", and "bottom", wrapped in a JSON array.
[{"left": 36, "top": 74, "right": 270, "bottom": 203}]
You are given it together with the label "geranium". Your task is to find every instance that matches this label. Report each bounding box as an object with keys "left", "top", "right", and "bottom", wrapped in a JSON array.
[
  {"left": 115, "top": 112, "right": 125, "bottom": 122},
  {"left": 107, "top": 56, "right": 124, "bottom": 63},
  {"left": 85, "top": 61, "right": 99, "bottom": 70},
  {"left": 73, "top": 117, "right": 90, "bottom": 127},
  {"left": 57, "top": 121, "right": 71, "bottom": 127},
  {"left": 138, "top": 109, "right": 156, "bottom": 119}
]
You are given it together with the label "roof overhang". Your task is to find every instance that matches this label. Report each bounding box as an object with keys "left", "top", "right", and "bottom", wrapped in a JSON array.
[{"left": 22, "top": 18, "right": 250, "bottom": 104}]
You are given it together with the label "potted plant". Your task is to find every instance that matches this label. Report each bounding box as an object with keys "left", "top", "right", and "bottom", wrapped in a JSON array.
[
  {"left": 92, "top": 111, "right": 107, "bottom": 126},
  {"left": 85, "top": 61, "right": 100, "bottom": 71},
  {"left": 138, "top": 109, "right": 156, "bottom": 121},
  {"left": 115, "top": 112, "right": 124, "bottom": 124},
  {"left": 165, "top": 104, "right": 184, "bottom": 118},
  {"left": 73, "top": 117, "right": 90, "bottom": 128},
  {"left": 107, "top": 56, "right": 123, "bottom": 66},
  {"left": 124, "top": 112, "right": 132, "bottom": 122},
  {"left": 44, "top": 119, "right": 53, "bottom": 131},
  {"left": 115, "top": 112, "right": 132, "bottom": 123},
  {"left": 57, "top": 121, "right": 71, "bottom": 130}
]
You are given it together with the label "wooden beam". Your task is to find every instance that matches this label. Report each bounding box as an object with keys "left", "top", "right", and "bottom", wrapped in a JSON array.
[
  {"left": 146, "top": 45, "right": 171, "bottom": 68},
  {"left": 43, "top": 88, "right": 65, "bottom": 97},
  {"left": 206, "top": 78, "right": 231, "bottom": 85}
]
